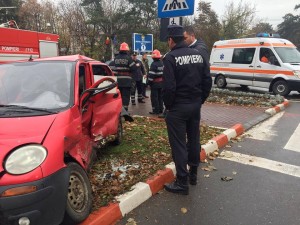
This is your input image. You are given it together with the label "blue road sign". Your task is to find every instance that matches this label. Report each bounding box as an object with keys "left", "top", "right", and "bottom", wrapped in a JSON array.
[
  {"left": 132, "top": 33, "right": 153, "bottom": 53},
  {"left": 158, "top": 0, "right": 195, "bottom": 18}
]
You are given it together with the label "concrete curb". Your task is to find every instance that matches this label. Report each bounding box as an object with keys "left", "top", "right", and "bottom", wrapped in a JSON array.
[
  {"left": 80, "top": 100, "right": 290, "bottom": 225},
  {"left": 80, "top": 163, "right": 176, "bottom": 225}
]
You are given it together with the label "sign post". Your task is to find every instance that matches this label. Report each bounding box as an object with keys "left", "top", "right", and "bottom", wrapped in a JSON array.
[
  {"left": 160, "top": 17, "right": 183, "bottom": 41},
  {"left": 158, "top": 0, "right": 194, "bottom": 41}
]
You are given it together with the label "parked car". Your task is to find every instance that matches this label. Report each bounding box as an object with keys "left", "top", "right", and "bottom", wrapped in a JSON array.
[{"left": 0, "top": 55, "right": 131, "bottom": 225}]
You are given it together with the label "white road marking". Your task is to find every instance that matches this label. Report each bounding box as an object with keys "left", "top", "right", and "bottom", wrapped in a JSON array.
[
  {"left": 246, "top": 112, "right": 284, "bottom": 141},
  {"left": 284, "top": 123, "right": 300, "bottom": 153},
  {"left": 220, "top": 150, "right": 300, "bottom": 178}
]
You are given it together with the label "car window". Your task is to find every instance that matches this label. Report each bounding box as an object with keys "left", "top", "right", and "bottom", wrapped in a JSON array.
[{"left": 232, "top": 48, "right": 255, "bottom": 64}]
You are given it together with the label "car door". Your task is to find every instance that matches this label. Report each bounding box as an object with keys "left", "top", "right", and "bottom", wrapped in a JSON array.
[
  {"left": 80, "top": 75, "right": 122, "bottom": 142},
  {"left": 253, "top": 47, "right": 281, "bottom": 88},
  {"left": 229, "top": 47, "right": 256, "bottom": 86}
]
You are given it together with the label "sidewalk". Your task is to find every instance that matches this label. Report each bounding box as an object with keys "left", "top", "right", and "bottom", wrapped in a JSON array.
[{"left": 128, "top": 94, "right": 266, "bottom": 129}]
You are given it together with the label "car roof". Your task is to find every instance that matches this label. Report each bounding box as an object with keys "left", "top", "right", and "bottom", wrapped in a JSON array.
[
  {"left": 7, "top": 54, "right": 104, "bottom": 64},
  {"left": 213, "top": 38, "right": 295, "bottom": 48}
]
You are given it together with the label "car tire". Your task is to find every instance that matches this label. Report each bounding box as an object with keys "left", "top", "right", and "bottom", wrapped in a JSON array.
[
  {"left": 62, "top": 162, "right": 92, "bottom": 225},
  {"left": 272, "top": 80, "right": 290, "bottom": 96},
  {"left": 216, "top": 75, "right": 227, "bottom": 88},
  {"left": 240, "top": 85, "right": 249, "bottom": 91},
  {"left": 112, "top": 117, "right": 123, "bottom": 145}
]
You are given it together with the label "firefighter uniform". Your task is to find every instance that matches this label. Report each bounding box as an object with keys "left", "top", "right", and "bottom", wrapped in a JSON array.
[
  {"left": 148, "top": 50, "right": 164, "bottom": 114},
  {"left": 113, "top": 43, "right": 136, "bottom": 111},
  {"left": 131, "top": 55, "right": 145, "bottom": 104},
  {"left": 163, "top": 25, "right": 212, "bottom": 194}
]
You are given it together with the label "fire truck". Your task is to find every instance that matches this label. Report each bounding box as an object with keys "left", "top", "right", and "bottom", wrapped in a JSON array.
[{"left": 0, "top": 20, "right": 59, "bottom": 63}]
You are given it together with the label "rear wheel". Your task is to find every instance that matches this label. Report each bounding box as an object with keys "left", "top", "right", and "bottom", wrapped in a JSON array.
[
  {"left": 240, "top": 85, "right": 249, "bottom": 91},
  {"left": 272, "top": 80, "right": 290, "bottom": 96},
  {"left": 216, "top": 75, "right": 227, "bottom": 88},
  {"left": 62, "top": 163, "right": 92, "bottom": 225}
]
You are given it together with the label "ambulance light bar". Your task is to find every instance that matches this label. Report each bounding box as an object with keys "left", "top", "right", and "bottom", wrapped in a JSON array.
[{"left": 256, "top": 33, "right": 280, "bottom": 38}]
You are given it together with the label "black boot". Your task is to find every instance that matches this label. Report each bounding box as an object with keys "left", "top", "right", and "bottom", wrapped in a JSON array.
[
  {"left": 189, "top": 166, "right": 198, "bottom": 185},
  {"left": 164, "top": 176, "right": 189, "bottom": 195}
]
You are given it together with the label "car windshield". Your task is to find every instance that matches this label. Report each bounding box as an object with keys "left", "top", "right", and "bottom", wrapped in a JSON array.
[
  {"left": 274, "top": 47, "right": 300, "bottom": 63},
  {"left": 0, "top": 61, "right": 74, "bottom": 110}
]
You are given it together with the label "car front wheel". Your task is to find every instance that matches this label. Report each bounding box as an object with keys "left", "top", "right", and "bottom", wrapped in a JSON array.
[
  {"left": 272, "top": 80, "right": 290, "bottom": 96},
  {"left": 62, "top": 162, "right": 92, "bottom": 225}
]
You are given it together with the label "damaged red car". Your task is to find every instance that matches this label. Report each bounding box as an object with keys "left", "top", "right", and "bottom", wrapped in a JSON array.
[{"left": 0, "top": 55, "right": 131, "bottom": 225}]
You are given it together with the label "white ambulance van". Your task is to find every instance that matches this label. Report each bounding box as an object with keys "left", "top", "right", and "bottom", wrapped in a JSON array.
[{"left": 210, "top": 34, "right": 300, "bottom": 96}]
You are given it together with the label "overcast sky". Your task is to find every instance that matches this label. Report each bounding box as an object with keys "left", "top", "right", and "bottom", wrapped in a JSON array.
[{"left": 195, "top": 0, "right": 299, "bottom": 29}]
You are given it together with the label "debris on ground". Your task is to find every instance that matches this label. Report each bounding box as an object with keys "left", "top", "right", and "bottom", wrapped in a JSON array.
[{"left": 221, "top": 176, "right": 233, "bottom": 181}]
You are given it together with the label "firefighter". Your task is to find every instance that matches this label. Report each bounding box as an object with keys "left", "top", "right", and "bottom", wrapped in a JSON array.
[
  {"left": 141, "top": 53, "right": 150, "bottom": 98},
  {"left": 148, "top": 49, "right": 164, "bottom": 115},
  {"left": 131, "top": 53, "right": 146, "bottom": 105},
  {"left": 163, "top": 25, "right": 212, "bottom": 195},
  {"left": 113, "top": 42, "right": 136, "bottom": 111}
]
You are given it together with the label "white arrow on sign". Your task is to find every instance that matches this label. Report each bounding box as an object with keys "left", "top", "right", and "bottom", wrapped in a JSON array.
[{"left": 163, "top": 0, "right": 189, "bottom": 12}]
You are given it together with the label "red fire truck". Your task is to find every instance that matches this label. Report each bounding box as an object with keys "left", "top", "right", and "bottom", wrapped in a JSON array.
[{"left": 0, "top": 20, "right": 59, "bottom": 63}]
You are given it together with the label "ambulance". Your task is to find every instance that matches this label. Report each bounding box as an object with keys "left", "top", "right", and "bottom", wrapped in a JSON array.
[{"left": 210, "top": 33, "right": 300, "bottom": 96}]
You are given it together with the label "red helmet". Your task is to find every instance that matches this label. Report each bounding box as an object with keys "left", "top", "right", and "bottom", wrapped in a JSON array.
[
  {"left": 120, "top": 42, "right": 129, "bottom": 51},
  {"left": 152, "top": 49, "right": 162, "bottom": 59}
]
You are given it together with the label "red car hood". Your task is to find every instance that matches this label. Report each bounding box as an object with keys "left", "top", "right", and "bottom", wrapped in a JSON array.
[{"left": 0, "top": 115, "right": 57, "bottom": 152}]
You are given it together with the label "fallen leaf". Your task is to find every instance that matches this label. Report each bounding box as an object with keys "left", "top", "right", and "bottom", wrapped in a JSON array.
[
  {"left": 204, "top": 174, "right": 210, "bottom": 178},
  {"left": 208, "top": 155, "right": 215, "bottom": 160},
  {"left": 208, "top": 165, "right": 217, "bottom": 171},
  {"left": 181, "top": 207, "right": 188, "bottom": 214},
  {"left": 213, "top": 151, "right": 219, "bottom": 156},
  {"left": 221, "top": 176, "right": 233, "bottom": 181},
  {"left": 126, "top": 218, "right": 137, "bottom": 225}
]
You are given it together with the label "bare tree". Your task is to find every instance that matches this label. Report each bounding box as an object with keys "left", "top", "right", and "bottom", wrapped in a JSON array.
[
  {"left": 194, "top": 1, "right": 221, "bottom": 52},
  {"left": 57, "top": 0, "right": 89, "bottom": 55},
  {"left": 18, "top": 0, "right": 43, "bottom": 31},
  {"left": 220, "top": 0, "right": 256, "bottom": 39}
]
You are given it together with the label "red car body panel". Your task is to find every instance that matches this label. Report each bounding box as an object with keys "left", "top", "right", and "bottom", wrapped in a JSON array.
[{"left": 0, "top": 55, "right": 124, "bottom": 224}]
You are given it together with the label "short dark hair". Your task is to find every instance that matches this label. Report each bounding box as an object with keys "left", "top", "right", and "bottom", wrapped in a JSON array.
[
  {"left": 169, "top": 36, "right": 184, "bottom": 44},
  {"left": 184, "top": 26, "right": 195, "bottom": 35}
]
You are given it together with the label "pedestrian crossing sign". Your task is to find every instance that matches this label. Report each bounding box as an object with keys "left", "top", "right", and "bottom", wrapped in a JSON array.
[{"left": 158, "top": 0, "right": 194, "bottom": 18}]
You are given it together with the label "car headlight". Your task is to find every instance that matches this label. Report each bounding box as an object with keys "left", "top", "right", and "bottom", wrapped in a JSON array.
[
  {"left": 294, "top": 70, "right": 300, "bottom": 78},
  {"left": 5, "top": 145, "right": 47, "bottom": 175}
]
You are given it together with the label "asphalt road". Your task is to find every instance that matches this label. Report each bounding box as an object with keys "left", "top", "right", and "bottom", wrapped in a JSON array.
[{"left": 116, "top": 101, "right": 300, "bottom": 225}]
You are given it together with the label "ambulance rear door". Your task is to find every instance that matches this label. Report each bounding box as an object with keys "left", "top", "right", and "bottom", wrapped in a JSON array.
[{"left": 227, "top": 47, "right": 256, "bottom": 86}]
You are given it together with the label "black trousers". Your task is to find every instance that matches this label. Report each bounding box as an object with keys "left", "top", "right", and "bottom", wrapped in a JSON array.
[
  {"left": 131, "top": 80, "right": 143, "bottom": 103},
  {"left": 119, "top": 87, "right": 131, "bottom": 109},
  {"left": 165, "top": 102, "right": 201, "bottom": 177},
  {"left": 142, "top": 83, "right": 147, "bottom": 97},
  {"left": 150, "top": 87, "right": 163, "bottom": 113}
]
